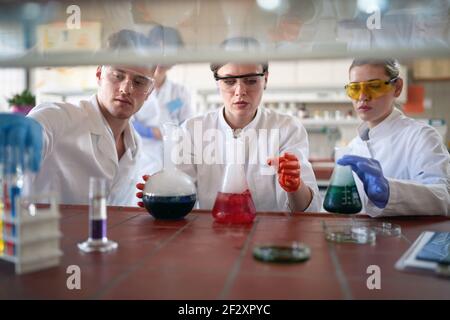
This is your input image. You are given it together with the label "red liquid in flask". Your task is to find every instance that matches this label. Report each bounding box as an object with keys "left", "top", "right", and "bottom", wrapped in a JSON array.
[{"left": 212, "top": 190, "right": 256, "bottom": 224}]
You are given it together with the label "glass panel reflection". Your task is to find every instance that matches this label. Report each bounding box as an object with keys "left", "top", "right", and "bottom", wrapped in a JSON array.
[{"left": 0, "top": 0, "right": 449, "bottom": 67}]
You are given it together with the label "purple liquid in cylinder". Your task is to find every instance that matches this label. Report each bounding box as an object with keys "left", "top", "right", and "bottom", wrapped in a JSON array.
[{"left": 90, "top": 219, "right": 106, "bottom": 240}]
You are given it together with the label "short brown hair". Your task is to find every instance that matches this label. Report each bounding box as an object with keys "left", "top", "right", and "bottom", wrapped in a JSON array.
[
  {"left": 105, "top": 29, "right": 157, "bottom": 70},
  {"left": 210, "top": 37, "right": 269, "bottom": 78}
]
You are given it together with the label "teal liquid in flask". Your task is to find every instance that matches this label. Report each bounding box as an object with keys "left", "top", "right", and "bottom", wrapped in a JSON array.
[{"left": 323, "top": 150, "right": 362, "bottom": 214}]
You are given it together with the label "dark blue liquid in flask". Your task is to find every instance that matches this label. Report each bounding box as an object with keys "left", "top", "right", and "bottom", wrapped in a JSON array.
[{"left": 142, "top": 123, "right": 196, "bottom": 220}]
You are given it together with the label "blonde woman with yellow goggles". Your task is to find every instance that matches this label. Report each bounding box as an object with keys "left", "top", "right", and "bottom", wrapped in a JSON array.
[{"left": 337, "top": 59, "right": 449, "bottom": 217}]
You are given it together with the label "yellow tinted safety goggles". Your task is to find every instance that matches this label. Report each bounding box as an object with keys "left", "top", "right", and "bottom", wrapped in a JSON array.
[{"left": 345, "top": 78, "right": 398, "bottom": 100}]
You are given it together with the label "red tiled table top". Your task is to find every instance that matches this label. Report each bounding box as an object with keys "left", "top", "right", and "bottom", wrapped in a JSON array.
[{"left": 1, "top": 205, "right": 449, "bottom": 299}]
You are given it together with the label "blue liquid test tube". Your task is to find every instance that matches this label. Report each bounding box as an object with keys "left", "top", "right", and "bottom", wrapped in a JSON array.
[
  {"left": 6, "top": 146, "right": 36, "bottom": 218},
  {"left": 0, "top": 165, "right": 4, "bottom": 255},
  {"left": 4, "top": 145, "right": 24, "bottom": 218},
  {"left": 0, "top": 145, "right": 21, "bottom": 251}
]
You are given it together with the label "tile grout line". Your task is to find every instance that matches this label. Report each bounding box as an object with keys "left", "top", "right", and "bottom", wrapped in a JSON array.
[
  {"left": 400, "top": 232, "right": 411, "bottom": 244},
  {"left": 108, "top": 213, "right": 143, "bottom": 229},
  {"left": 68, "top": 212, "right": 141, "bottom": 247},
  {"left": 60, "top": 214, "right": 141, "bottom": 255},
  {"left": 60, "top": 211, "right": 141, "bottom": 228},
  {"left": 218, "top": 219, "right": 260, "bottom": 300},
  {"left": 89, "top": 215, "right": 198, "bottom": 299},
  {"left": 327, "top": 242, "right": 353, "bottom": 300}
]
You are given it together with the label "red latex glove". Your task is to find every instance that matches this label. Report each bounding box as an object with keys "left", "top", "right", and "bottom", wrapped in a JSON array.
[
  {"left": 267, "top": 152, "right": 302, "bottom": 192},
  {"left": 136, "top": 175, "right": 150, "bottom": 207}
]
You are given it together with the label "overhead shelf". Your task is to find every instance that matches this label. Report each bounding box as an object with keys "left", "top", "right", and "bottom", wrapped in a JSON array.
[
  {"left": 2, "top": 47, "right": 450, "bottom": 68},
  {"left": 1, "top": 0, "right": 450, "bottom": 67}
]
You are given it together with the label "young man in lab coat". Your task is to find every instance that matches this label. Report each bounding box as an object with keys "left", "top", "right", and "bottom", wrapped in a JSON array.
[
  {"left": 26, "top": 30, "right": 158, "bottom": 205},
  {"left": 339, "top": 59, "right": 450, "bottom": 217},
  {"left": 137, "top": 37, "right": 321, "bottom": 213}
]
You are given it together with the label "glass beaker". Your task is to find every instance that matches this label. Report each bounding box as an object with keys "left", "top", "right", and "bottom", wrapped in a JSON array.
[
  {"left": 323, "top": 147, "right": 362, "bottom": 214},
  {"left": 211, "top": 163, "right": 256, "bottom": 224},
  {"left": 142, "top": 123, "right": 196, "bottom": 220}
]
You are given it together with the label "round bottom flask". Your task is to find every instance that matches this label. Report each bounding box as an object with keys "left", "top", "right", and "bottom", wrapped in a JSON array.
[{"left": 143, "top": 168, "right": 196, "bottom": 220}]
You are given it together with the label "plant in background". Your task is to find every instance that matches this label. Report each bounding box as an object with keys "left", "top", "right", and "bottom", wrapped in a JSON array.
[
  {"left": 7, "top": 89, "right": 36, "bottom": 115},
  {"left": 8, "top": 89, "right": 36, "bottom": 107}
]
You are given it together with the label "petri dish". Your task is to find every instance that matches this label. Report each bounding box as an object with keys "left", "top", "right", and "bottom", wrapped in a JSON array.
[
  {"left": 253, "top": 242, "right": 311, "bottom": 263},
  {"left": 323, "top": 222, "right": 376, "bottom": 244},
  {"left": 351, "top": 221, "right": 401, "bottom": 237}
]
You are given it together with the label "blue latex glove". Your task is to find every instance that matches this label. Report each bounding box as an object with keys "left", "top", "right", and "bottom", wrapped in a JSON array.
[
  {"left": 337, "top": 155, "right": 389, "bottom": 209},
  {"left": 132, "top": 119, "right": 154, "bottom": 139},
  {"left": 166, "top": 98, "right": 183, "bottom": 114},
  {"left": 0, "top": 113, "right": 43, "bottom": 174}
]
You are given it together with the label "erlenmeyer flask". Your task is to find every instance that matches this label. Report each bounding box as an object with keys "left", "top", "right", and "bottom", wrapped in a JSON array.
[
  {"left": 323, "top": 147, "right": 362, "bottom": 214},
  {"left": 212, "top": 163, "right": 256, "bottom": 224},
  {"left": 143, "top": 123, "right": 196, "bottom": 220}
]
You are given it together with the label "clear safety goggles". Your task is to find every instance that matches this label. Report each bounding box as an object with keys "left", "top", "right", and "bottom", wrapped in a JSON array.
[
  {"left": 103, "top": 66, "right": 155, "bottom": 95},
  {"left": 215, "top": 73, "right": 265, "bottom": 92},
  {"left": 344, "top": 77, "right": 398, "bottom": 100}
]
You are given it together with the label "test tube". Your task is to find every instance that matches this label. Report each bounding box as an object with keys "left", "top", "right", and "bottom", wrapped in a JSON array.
[
  {"left": 0, "top": 152, "right": 19, "bottom": 257},
  {"left": 4, "top": 145, "right": 24, "bottom": 218},
  {"left": 78, "top": 177, "right": 118, "bottom": 253},
  {"left": 7, "top": 151, "right": 37, "bottom": 218},
  {"left": 0, "top": 164, "right": 3, "bottom": 256}
]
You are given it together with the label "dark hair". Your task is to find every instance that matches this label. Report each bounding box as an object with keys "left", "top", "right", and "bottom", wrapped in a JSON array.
[
  {"left": 349, "top": 59, "right": 400, "bottom": 79},
  {"left": 148, "top": 25, "right": 184, "bottom": 50},
  {"left": 105, "top": 29, "right": 158, "bottom": 70},
  {"left": 106, "top": 29, "right": 151, "bottom": 50},
  {"left": 210, "top": 37, "right": 269, "bottom": 78}
]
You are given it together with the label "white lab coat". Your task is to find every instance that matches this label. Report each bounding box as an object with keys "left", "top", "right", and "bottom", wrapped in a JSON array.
[
  {"left": 134, "top": 79, "right": 193, "bottom": 171},
  {"left": 177, "top": 106, "right": 321, "bottom": 212},
  {"left": 347, "top": 108, "right": 450, "bottom": 217},
  {"left": 28, "top": 96, "right": 154, "bottom": 206}
]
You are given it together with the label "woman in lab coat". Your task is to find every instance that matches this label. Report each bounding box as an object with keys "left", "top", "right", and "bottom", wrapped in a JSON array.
[
  {"left": 339, "top": 58, "right": 450, "bottom": 217},
  {"left": 136, "top": 37, "right": 321, "bottom": 213}
]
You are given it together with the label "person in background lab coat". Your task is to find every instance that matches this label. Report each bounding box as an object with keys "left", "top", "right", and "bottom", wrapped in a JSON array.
[
  {"left": 136, "top": 37, "right": 321, "bottom": 212},
  {"left": 26, "top": 30, "right": 158, "bottom": 205},
  {"left": 339, "top": 58, "right": 450, "bottom": 217},
  {"left": 132, "top": 25, "right": 193, "bottom": 171}
]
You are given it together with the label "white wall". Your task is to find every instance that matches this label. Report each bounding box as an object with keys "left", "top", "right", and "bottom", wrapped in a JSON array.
[{"left": 0, "top": 69, "right": 26, "bottom": 111}]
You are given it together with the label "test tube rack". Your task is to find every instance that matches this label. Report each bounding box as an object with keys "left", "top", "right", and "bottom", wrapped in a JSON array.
[{"left": 0, "top": 196, "right": 62, "bottom": 274}]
